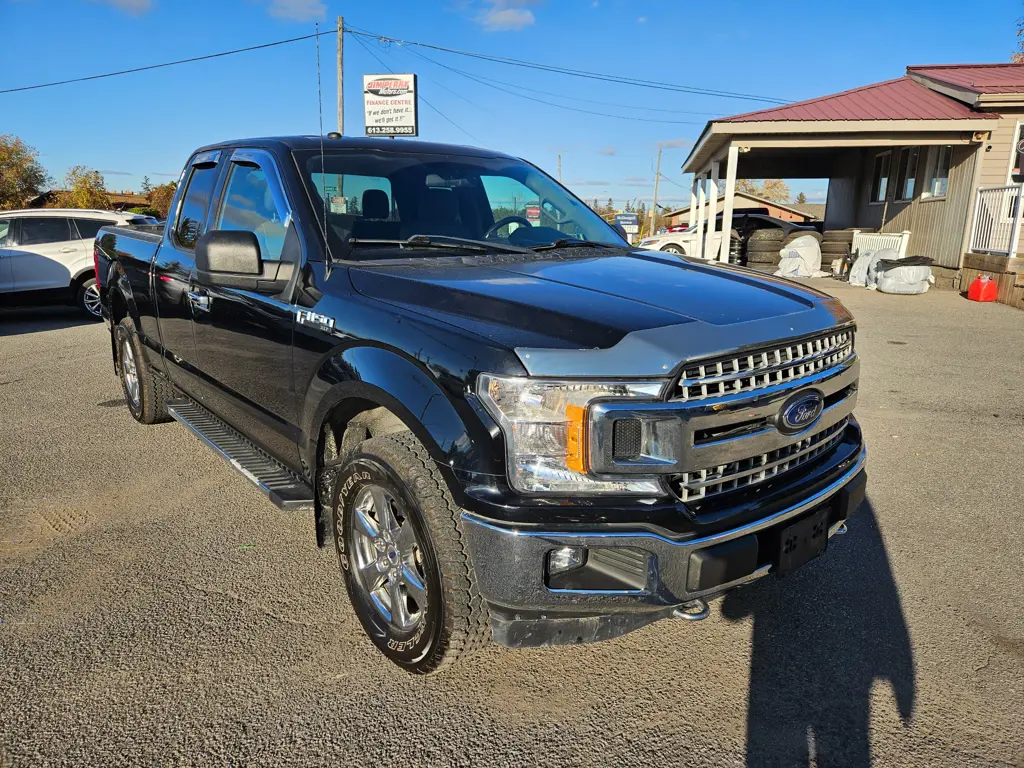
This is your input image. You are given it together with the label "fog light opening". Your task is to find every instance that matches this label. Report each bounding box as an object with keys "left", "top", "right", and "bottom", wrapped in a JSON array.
[{"left": 548, "top": 546, "right": 587, "bottom": 576}]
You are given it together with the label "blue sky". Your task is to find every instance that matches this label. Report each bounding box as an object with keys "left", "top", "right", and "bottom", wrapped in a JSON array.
[{"left": 1, "top": 0, "right": 1018, "bottom": 208}]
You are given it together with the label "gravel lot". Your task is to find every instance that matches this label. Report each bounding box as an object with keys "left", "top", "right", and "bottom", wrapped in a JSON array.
[{"left": 1, "top": 282, "right": 1022, "bottom": 767}]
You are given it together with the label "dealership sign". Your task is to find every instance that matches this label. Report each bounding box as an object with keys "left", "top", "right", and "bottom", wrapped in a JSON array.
[{"left": 363, "top": 74, "right": 418, "bottom": 137}]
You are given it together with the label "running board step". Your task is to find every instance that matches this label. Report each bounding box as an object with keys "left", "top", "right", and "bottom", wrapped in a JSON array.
[{"left": 167, "top": 399, "right": 314, "bottom": 511}]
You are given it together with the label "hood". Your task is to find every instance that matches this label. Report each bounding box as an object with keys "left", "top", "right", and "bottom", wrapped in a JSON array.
[{"left": 349, "top": 250, "right": 852, "bottom": 377}]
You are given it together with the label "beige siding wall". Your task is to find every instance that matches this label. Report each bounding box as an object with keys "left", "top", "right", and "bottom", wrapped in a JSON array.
[
  {"left": 977, "top": 111, "right": 1024, "bottom": 188},
  {"left": 848, "top": 144, "right": 978, "bottom": 269}
]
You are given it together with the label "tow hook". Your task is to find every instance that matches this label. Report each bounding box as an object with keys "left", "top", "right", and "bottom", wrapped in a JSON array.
[{"left": 672, "top": 599, "right": 710, "bottom": 621}]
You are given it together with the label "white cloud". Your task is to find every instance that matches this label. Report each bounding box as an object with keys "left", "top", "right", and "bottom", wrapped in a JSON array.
[
  {"left": 599, "top": 146, "right": 616, "bottom": 156},
  {"left": 266, "top": 0, "right": 326, "bottom": 21},
  {"left": 472, "top": 0, "right": 538, "bottom": 31},
  {"left": 90, "top": 0, "right": 151, "bottom": 14},
  {"left": 591, "top": 0, "right": 599, "bottom": 6},
  {"left": 637, "top": 16, "right": 647, "bottom": 23},
  {"left": 658, "top": 138, "right": 694, "bottom": 149},
  {"left": 98, "top": 169, "right": 132, "bottom": 176}
]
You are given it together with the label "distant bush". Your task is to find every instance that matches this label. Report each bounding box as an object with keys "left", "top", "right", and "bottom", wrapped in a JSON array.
[{"left": 127, "top": 206, "right": 160, "bottom": 217}]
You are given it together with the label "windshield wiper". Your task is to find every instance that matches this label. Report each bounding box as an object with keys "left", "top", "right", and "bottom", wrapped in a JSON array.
[
  {"left": 531, "top": 239, "right": 616, "bottom": 252},
  {"left": 348, "top": 234, "right": 532, "bottom": 255}
]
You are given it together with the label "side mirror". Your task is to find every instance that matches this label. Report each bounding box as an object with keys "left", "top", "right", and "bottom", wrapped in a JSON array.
[
  {"left": 195, "top": 230, "right": 290, "bottom": 293},
  {"left": 612, "top": 222, "right": 628, "bottom": 240},
  {"left": 196, "top": 230, "right": 262, "bottom": 276}
]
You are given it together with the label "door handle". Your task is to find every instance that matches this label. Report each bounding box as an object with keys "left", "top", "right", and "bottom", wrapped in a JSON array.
[
  {"left": 187, "top": 290, "right": 211, "bottom": 313},
  {"left": 59, "top": 247, "right": 75, "bottom": 253}
]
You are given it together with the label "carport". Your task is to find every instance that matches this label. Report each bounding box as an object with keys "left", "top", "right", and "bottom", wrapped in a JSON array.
[{"left": 681, "top": 75, "right": 995, "bottom": 273}]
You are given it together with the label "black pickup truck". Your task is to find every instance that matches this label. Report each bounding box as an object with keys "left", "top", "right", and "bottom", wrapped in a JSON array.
[{"left": 96, "top": 136, "right": 865, "bottom": 674}]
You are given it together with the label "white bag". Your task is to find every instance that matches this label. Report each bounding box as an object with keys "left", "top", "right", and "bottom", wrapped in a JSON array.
[
  {"left": 848, "top": 250, "right": 874, "bottom": 287},
  {"left": 865, "top": 248, "right": 899, "bottom": 289},
  {"left": 774, "top": 235, "right": 828, "bottom": 278},
  {"left": 875, "top": 264, "right": 934, "bottom": 295}
]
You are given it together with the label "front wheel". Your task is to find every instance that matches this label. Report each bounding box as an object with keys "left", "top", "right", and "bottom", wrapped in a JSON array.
[
  {"left": 331, "top": 432, "right": 490, "bottom": 674},
  {"left": 661, "top": 244, "right": 685, "bottom": 255}
]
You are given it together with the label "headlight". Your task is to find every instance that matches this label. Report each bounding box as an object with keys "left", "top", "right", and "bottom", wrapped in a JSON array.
[{"left": 477, "top": 374, "right": 665, "bottom": 495}]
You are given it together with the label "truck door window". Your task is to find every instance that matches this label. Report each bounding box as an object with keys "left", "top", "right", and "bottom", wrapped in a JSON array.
[
  {"left": 217, "top": 163, "right": 291, "bottom": 262},
  {"left": 0, "top": 220, "right": 10, "bottom": 246},
  {"left": 174, "top": 165, "right": 219, "bottom": 250},
  {"left": 19, "top": 218, "right": 72, "bottom": 246}
]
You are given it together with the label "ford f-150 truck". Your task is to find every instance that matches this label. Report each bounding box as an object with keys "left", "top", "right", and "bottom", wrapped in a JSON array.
[{"left": 96, "top": 136, "right": 865, "bottom": 674}]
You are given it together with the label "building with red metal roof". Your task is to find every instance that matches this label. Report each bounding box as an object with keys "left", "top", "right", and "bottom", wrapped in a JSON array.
[{"left": 677, "top": 64, "right": 1024, "bottom": 309}]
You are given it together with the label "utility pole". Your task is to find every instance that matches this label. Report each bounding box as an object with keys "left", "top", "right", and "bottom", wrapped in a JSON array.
[
  {"left": 337, "top": 16, "right": 344, "bottom": 135},
  {"left": 650, "top": 147, "right": 662, "bottom": 237},
  {"left": 558, "top": 153, "right": 562, "bottom": 183}
]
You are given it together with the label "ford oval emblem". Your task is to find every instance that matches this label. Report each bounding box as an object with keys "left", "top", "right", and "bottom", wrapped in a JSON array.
[{"left": 777, "top": 390, "right": 824, "bottom": 434}]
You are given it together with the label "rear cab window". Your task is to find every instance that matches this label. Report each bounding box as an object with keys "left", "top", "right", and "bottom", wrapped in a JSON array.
[{"left": 174, "top": 157, "right": 221, "bottom": 251}]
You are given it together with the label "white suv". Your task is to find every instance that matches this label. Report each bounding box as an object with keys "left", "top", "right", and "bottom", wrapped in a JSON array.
[{"left": 0, "top": 209, "right": 158, "bottom": 318}]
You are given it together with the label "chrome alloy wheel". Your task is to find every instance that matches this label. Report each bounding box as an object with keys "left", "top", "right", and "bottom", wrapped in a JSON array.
[
  {"left": 120, "top": 338, "right": 140, "bottom": 408},
  {"left": 83, "top": 283, "right": 102, "bottom": 317},
  {"left": 349, "top": 484, "right": 427, "bottom": 632}
]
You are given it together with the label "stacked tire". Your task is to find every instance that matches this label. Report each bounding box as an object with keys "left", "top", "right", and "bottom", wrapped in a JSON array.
[
  {"left": 782, "top": 230, "right": 823, "bottom": 248},
  {"left": 820, "top": 228, "right": 869, "bottom": 265},
  {"left": 745, "top": 229, "right": 784, "bottom": 271}
]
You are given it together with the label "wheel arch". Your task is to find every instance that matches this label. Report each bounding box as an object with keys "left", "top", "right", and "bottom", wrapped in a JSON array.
[{"left": 303, "top": 345, "right": 502, "bottom": 547}]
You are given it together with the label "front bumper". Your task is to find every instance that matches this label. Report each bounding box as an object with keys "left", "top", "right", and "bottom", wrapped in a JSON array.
[{"left": 462, "top": 446, "right": 866, "bottom": 647}]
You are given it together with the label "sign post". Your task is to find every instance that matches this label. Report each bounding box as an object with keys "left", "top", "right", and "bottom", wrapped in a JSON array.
[
  {"left": 363, "top": 74, "right": 418, "bottom": 137},
  {"left": 614, "top": 212, "right": 640, "bottom": 244}
]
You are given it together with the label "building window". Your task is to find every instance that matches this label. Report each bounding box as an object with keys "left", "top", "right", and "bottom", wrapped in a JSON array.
[
  {"left": 870, "top": 151, "right": 891, "bottom": 203},
  {"left": 922, "top": 145, "right": 952, "bottom": 200},
  {"left": 1011, "top": 124, "right": 1024, "bottom": 183},
  {"left": 893, "top": 147, "right": 919, "bottom": 202}
]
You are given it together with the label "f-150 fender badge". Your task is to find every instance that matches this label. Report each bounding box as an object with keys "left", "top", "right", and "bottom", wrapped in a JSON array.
[{"left": 296, "top": 309, "right": 336, "bottom": 333}]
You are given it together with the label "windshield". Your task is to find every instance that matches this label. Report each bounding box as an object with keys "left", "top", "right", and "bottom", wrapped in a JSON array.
[{"left": 294, "top": 148, "right": 627, "bottom": 257}]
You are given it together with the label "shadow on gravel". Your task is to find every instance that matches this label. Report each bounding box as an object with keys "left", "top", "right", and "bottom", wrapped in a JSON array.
[
  {"left": 0, "top": 306, "right": 96, "bottom": 336},
  {"left": 721, "top": 500, "right": 915, "bottom": 767}
]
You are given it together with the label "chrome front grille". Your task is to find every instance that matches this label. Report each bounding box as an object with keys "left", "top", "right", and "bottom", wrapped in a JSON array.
[
  {"left": 675, "top": 330, "right": 854, "bottom": 402},
  {"left": 671, "top": 418, "right": 850, "bottom": 503}
]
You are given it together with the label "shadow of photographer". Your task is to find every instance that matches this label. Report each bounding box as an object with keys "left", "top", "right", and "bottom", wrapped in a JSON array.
[{"left": 721, "top": 499, "right": 915, "bottom": 766}]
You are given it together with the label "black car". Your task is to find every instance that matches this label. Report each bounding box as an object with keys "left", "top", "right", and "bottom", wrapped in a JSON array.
[{"left": 97, "top": 136, "right": 865, "bottom": 674}]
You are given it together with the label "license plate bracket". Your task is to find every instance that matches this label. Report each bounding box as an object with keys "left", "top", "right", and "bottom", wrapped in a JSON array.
[{"left": 777, "top": 507, "right": 829, "bottom": 574}]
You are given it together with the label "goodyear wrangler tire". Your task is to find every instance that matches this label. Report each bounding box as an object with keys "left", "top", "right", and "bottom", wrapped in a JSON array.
[
  {"left": 746, "top": 251, "right": 781, "bottom": 264},
  {"left": 332, "top": 432, "right": 490, "bottom": 674}
]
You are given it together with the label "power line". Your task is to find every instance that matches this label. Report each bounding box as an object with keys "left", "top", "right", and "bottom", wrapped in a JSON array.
[
  {"left": 396, "top": 47, "right": 720, "bottom": 116},
  {"left": 346, "top": 27, "right": 788, "bottom": 104},
  {"left": 400, "top": 45, "right": 704, "bottom": 125},
  {"left": 350, "top": 32, "right": 484, "bottom": 145},
  {"left": 0, "top": 29, "right": 337, "bottom": 95}
]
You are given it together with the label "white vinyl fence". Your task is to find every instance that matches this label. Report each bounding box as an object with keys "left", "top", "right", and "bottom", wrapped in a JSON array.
[
  {"left": 851, "top": 230, "right": 911, "bottom": 258},
  {"left": 969, "top": 184, "right": 1024, "bottom": 257}
]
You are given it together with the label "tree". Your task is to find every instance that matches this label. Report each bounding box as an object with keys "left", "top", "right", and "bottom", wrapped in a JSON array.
[
  {"left": 56, "top": 166, "right": 110, "bottom": 209},
  {"left": 0, "top": 134, "right": 48, "bottom": 210},
  {"left": 148, "top": 182, "right": 177, "bottom": 218},
  {"left": 736, "top": 178, "right": 791, "bottom": 203},
  {"left": 606, "top": 197, "right": 614, "bottom": 214},
  {"left": 795, "top": 191, "right": 808, "bottom": 204},
  {"left": 1015, "top": 9, "right": 1024, "bottom": 62},
  {"left": 140, "top": 175, "right": 152, "bottom": 195}
]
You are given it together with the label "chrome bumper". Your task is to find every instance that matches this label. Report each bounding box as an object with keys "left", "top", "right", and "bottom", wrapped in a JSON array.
[{"left": 461, "top": 445, "right": 866, "bottom": 617}]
